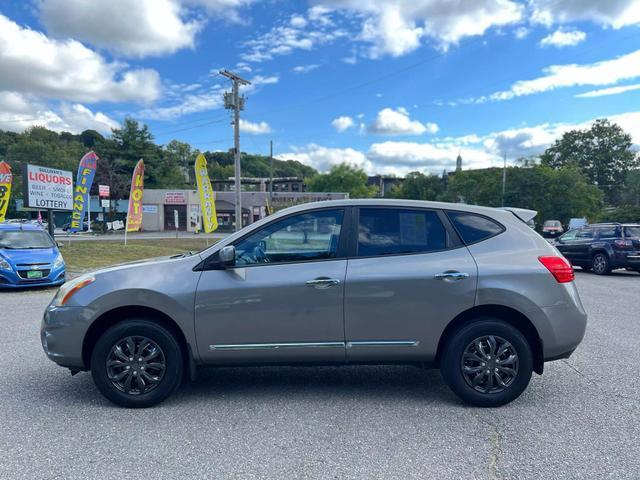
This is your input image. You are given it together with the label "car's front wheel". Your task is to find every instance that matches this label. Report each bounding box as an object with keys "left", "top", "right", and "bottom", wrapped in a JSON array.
[
  {"left": 90, "top": 319, "right": 184, "bottom": 408},
  {"left": 440, "top": 319, "right": 533, "bottom": 407}
]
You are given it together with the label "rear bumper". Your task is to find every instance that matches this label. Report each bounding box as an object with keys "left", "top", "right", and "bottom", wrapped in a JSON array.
[
  {"left": 612, "top": 252, "right": 640, "bottom": 269},
  {"left": 538, "top": 289, "right": 588, "bottom": 361}
]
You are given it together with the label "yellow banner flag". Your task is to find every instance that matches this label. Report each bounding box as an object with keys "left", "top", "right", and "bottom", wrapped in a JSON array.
[
  {"left": 0, "top": 161, "right": 12, "bottom": 223},
  {"left": 194, "top": 153, "right": 218, "bottom": 233}
]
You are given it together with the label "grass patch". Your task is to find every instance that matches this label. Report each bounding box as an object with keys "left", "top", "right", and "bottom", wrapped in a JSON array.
[{"left": 60, "top": 238, "right": 218, "bottom": 273}]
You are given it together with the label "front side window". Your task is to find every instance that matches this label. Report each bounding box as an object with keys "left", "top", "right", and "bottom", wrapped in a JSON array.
[
  {"left": 576, "top": 229, "right": 595, "bottom": 239},
  {"left": 559, "top": 230, "right": 578, "bottom": 242},
  {"left": 357, "top": 208, "right": 447, "bottom": 257},
  {"left": 446, "top": 211, "right": 504, "bottom": 244},
  {"left": 234, "top": 209, "right": 344, "bottom": 266}
]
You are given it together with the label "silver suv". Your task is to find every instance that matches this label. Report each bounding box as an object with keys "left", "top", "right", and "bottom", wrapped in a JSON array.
[{"left": 41, "top": 200, "right": 587, "bottom": 408}]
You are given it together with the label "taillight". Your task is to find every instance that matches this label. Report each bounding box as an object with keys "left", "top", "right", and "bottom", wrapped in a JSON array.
[
  {"left": 538, "top": 256, "right": 574, "bottom": 283},
  {"left": 614, "top": 239, "right": 633, "bottom": 249}
]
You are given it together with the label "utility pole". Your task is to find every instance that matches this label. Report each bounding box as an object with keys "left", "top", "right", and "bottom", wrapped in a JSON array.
[
  {"left": 221, "top": 69, "right": 251, "bottom": 231},
  {"left": 502, "top": 152, "right": 507, "bottom": 207},
  {"left": 269, "top": 140, "right": 273, "bottom": 206}
]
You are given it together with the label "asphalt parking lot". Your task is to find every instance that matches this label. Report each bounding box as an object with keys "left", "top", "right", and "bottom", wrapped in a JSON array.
[{"left": 0, "top": 271, "right": 639, "bottom": 480}]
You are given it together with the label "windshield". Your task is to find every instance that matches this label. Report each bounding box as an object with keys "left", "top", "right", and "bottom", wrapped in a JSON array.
[
  {"left": 0, "top": 230, "right": 55, "bottom": 249},
  {"left": 544, "top": 221, "right": 561, "bottom": 227},
  {"left": 624, "top": 226, "right": 640, "bottom": 238}
]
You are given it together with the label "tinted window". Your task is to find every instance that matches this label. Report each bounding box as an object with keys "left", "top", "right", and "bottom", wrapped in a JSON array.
[
  {"left": 624, "top": 226, "right": 640, "bottom": 238},
  {"left": 446, "top": 211, "right": 503, "bottom": 244},
  {"left": 596, "top": 226, "right": 619, "bottom": 238},
  {"left": 559, "top": 230, "right": 578, "bottom": 242},
  {"left": 357, "top": 208, "right": 446, "bottom": 257},
  {"left": 234, "top": 209, "right": 343, "bottom": 266},
  {"left": 576, "top": 229, "right": 595, "bottom": 239}
]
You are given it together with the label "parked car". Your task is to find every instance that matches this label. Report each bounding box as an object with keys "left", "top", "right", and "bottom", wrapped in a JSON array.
[
  {"left": 0, "top": 223, "right": 65, "bottom": 288},
  {"left": 542, "top": 220, "right": 564, "bottom": 238},
  {"left": 567, "top": 217, "right": 588, "bottom": 230},
  {"left": 62, "top": 220, "right": 89, "bottom": 232},
  {"left": 41, "top": 200, "right": 587, "bottom": 408},
  {"left": 555, "top": 223, "right": 640, "bottom": 275}
]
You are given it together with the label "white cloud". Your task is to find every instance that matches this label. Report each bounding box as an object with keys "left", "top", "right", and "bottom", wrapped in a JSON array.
[
  {"left": 0, "top": 14, "right": 161, "bottom": 103},
  {"left": 292, "top": 64, "right": 319, "bottom": 74},
  {"left": 318, "top": 0, "right": 523, "bottom": 58},
  {"left": 369, "top": 107, "right": 438, "bottom": 135},
  {"left": 39, "top": 0, "right": 203, "bottom": 58},
  {"left": 539, "top": 29, "right": 586, "bottom": 48},
  {"left": 529, "top": 0, "right": 640, "bottom": 29},
  {"left": 0, "top": 92, "right": 118, "bottom": 134},
  {"left": 278, "top": 111, "right": 640, "bottom": 175},
  {"left": 514, "top": 26, "right": 530, "bottom": 39},
  {"left": 277, "top": 144, "right": 372, "bottom": 172},
  {"left": 332, "top": 116, "right": 355, "bottom": 132},
  {"left": 241, "top": 11, "right": 347, "bottom": 62},
  {"left": 249, "top": 75, "right": 279, "bottom": 86},
  {"left": 138, "top": 90, "right": 223, "bottom": 120},
  {"left": 239, "top": 119, "right": 272, "bottom": 134},
  {"left": 576, "top": 84, "right": 640, "bottom": 98},
  {"left": 470, "top": 49, "right": 640, "bottom": 103}
]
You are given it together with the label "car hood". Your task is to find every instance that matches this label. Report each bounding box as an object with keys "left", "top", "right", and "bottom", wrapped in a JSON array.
[
  {"left": 89, "top": 252, "right": 202, "bottom": 278},
  {"left": 0, "top": 247, "right": 58, "bottom": 266}
]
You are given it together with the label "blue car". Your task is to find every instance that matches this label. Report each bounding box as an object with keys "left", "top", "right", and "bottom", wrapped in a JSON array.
[{"left": 0, "top": 223, "right": 65, "bottom": 289}]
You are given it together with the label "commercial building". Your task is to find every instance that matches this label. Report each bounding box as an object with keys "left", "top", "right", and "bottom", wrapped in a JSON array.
[{"left": 140, "top": 189, "right": 348, "bottom": 232}]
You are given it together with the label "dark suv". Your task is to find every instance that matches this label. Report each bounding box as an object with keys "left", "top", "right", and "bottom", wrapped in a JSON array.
[{"left": 555, "top": 223, "right": 640, "bottom": 274}]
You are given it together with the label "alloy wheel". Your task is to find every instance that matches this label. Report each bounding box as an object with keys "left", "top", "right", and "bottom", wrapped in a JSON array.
[
  {"left": 106, "top": 336, "right": 166, "bottom": 395},
  {"left": 593, "top": 255, "right": 607, "bottom": 274},
  {"left": 460, "top": 335, "right": 519, "bottom": 394}
]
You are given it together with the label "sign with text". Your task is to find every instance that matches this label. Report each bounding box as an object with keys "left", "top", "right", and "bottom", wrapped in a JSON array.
[
  {"left": 164, "top": 191, "right": 186, "bottom": 204},
  {"left": 70, "top": 151, "right": 98, "bottom": 233},
  {"left": 98, "top": 185, "right": 110, "bottom": 197},
  {"left": 142, "top": 204, "right": 158, "bottom": 214},
  {"left": 0, "top": 161, "right": 12, "bottom": 222},
  {"left": 126, "top": 159, "right": 145, "bottom": 232},
  {"left": 101, "top": 199, "right": 110, "bottom": 208},
  {"left": 23, "top": 164, "right": 73, "bottom": 210},
  {"left": 194, "top": 153, "right": 218, "bottom": 233}
]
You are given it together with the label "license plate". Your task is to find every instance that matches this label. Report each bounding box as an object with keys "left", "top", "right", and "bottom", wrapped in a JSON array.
[{"left": 27, "top": 270, "right": 43, "bottom": 279}]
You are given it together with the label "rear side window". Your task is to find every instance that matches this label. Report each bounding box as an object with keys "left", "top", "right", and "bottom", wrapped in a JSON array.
[
  {"left": 596, "top": 226, "right": 620, "bottom": 238},
  {"left": 446, "top": 211, "right": 504, "bottom": 244},
  {"left": 357, "top": 208, "right": 447, "bottom": 257},
  {"left": 624, "top": 226, "right": 640, "bottom": 238}
]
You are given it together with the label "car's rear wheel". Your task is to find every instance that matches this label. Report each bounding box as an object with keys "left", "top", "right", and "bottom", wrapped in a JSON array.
[
  {"left": 440, "top": 319, "right": 533, "bottom": 407},
  {"left": 90, "top": 319, "right": 183, "bottom": 408},
  {"left": 592, "top": 253, "right": 611, "bottom": 275}
]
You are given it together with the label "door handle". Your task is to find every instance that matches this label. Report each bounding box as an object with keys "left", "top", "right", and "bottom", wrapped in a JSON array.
[
  {"left": 434, "top": 271, "right": 469, "bottom": 281},
  {"left": 306, "top": 277, "right": 341, "bottom": 289}
]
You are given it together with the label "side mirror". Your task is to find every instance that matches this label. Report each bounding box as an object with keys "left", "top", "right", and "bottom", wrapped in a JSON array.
[
  {"left": 56, "top": 242, "right": 64, "bottom": 248},
  {"left": 218, "top": 245, "right": 236, "bottom": 267}
]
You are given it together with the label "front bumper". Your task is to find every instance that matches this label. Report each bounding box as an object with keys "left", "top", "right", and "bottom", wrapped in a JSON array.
[
  {"left": 0, "top": 267, "right": 65, "bottom": 289},
  {"left": 41, "top": 304, "right": 93, "bottom": 369}
]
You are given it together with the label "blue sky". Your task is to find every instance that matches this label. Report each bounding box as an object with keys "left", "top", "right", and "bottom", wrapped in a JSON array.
[{"left": 1, "top": 0, "right": 640, "bottom": 175}]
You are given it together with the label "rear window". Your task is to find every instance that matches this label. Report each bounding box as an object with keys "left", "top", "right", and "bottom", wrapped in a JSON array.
[
  {"left": 624, "top": 226, "right": 640, "bottom": 238},
  {"left": 446, "top": 211, "right": 504, "bottom": 244},
  {"left": 544, "top": 220, "right": 561, "bottom": 227},
  {"left": 357, "top": 208, "right": 447, "bottom": 257}
]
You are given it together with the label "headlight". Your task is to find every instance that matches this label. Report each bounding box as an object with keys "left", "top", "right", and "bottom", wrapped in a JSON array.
[
  {"left": 0, "top": 257, "right": 12, "bottom": 271},
  {"left": 52, "top": 274, "right": 95, "bottom": 307},
  {"left": 52, "top": 254, "right": 65, "bottom": 270}
]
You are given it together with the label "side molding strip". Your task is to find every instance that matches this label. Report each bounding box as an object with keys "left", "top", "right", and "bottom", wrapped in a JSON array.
[
  {"left": 346, "top": 341, "right": 419, "bottom": 348},
  {"left": 209, "top": 342, "right": 345, "bottom": 351}
]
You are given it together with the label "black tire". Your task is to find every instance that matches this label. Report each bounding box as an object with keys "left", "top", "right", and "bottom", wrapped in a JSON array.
[
  {"left": 440, "top": 319, "right": 533, "bottom": 408},
  {"left": 591, "top": 253, "right": 611, "bottom": 275},
  {"left": 90, "top": 319, "right": 184, "bottom": 408}
]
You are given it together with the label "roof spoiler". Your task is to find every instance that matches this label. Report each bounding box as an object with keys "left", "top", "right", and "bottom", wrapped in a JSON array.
[{"left": 501, "top": 207, "right": 537, "bottom": 223}]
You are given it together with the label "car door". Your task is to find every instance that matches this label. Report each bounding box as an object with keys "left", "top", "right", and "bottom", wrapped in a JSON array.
[
  {"left": 344, "top": 207, "right": 477, "bottom": 363},
  {"left": 555, "top": 229, "right": 579, "bottom": 262},
  {"left": 573, "top": 227, "right": 595, "bottom": 263},
  {"left": 194, "top": 208, "right": 349, "bottom": 364}
]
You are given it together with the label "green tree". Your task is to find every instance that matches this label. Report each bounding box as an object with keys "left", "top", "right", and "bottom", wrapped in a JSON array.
[
  {"left": 389, "top": 171, "right": 444, "bottom": 200},
  {"left": 306, "top": 164, "right": 377, "bottom": 198},
  {"left": 540, "top": 119, "right": 639, "bottom": 203}
]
